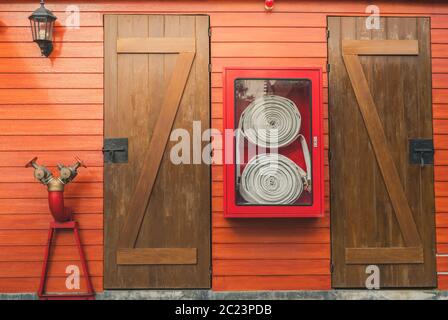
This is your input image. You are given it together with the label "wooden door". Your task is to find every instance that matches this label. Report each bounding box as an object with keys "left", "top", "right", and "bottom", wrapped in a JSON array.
[
  {"left": 104, "top": 15, "right": 210, "bottom": 289},
  {"left": 328, "top": 17, "right": 436, "bottom": 288}
]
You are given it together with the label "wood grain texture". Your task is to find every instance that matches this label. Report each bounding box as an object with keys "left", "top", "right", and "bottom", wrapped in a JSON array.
[
  {"left": 0, "top": 151, "right": 103, "bottom": 167},
  {"left": 342, "top": 52, "right": 421, "bottom": 247},
  {"left": 213, "top": 260, "right": 329, "bottom": 276},
  {"left": 213, "top": 275, "right": 331, "bottom": 291},
  {"left": 104, "top": 15, "right": 210, "bottom": 289},
  {"left": 0, "top": 74, "right": 103, "bottom": 89},
  {"left": 0, "top": 43, "right": 103, "bottom": 58},
  {"left": 212, "top": 243, "right": 330, "bottom": 260},
  {"left": 345, "top": 247, "right": 424, "bottom": 264},
  {"left": 117, "top": 248, "right": 197, "bottom": 265},
  {"left": 0, "top": 89, "right": 103, "bottom": 104},
  {"left": 329, "top": 16, "right": 436, "bottom": 288},
  {"left": 212, "top": 42, "right": 326, "bottom": 57},
  {"left": 0, "top": 182, "right": 102, "bottom": 199},
  {"left": 0, "top": 58, "right": 103, "bottom": 73},
  {"left": 0, "top": 261, "right": 103, "bottom": 277},
  {"left": 117, "top": 37, "right": 195, "bottom": 53},
  {"left": 0, "top": 0, "right": 447, "bottom": 293},
  {"left": 1, "top": 1, "right": 448, "bottom": 14},
  {"left": 0, "top": 136, "right": 102, "bottom": 151},
  {"left": 0, "top": 27, "right": 104, "bottom": 42},
  {"left": 0, "top": 105, "right": 103, "bottom": 120},
  {"left": 118, "top": 51, "right": 195, "bottom": 248},
  {"left": 0, "top": 167, "right": 102, "bottom": 183},
  {"left": 211, "top": 57, "right": 327, "bottom": 72},
  {"left": 0, "top": 230, "right": 102, "bottom": 246},
  {"left": 212, "top": 27, "right": 326, "bottom": 43},
  {"left": 0, "top": 214, "right": 103, "bottom": 230},
  {"left": 0, "top": 245, "right": 102, "bottom": 262},
  {"left": 0, "top": 120, "right": 102, "bottom": 135},
  {"left": 0, "top": 277, "right": 103, "bottom": 293},
  {"left": 0, "top": 198, "right": 102, "bottom": 214},
  {"left": 342, "top": 40, "right": 419, "bottom": 55},
  {"left": 213, "top": 227, "right": 330, "bottom": 243},
  {"left": 0, "top": 12, "right": 103, "bottom": 27}
]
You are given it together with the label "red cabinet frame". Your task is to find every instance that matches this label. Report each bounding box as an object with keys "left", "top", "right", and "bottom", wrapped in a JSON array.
[{"left": 223, "top": 67, "right": 324, "bottom": 218}]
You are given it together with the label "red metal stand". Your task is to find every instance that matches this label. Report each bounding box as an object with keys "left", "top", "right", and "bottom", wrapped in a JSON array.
[{"left": 38, "top": 220, "right": 95, "bottom": 300}]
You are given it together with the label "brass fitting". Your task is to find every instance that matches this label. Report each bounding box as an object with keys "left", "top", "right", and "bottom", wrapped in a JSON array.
[
  {"left": 47, "top": 178, "right": 65, "bottom": 192},
  {"left": 25, "top": 157, "right": 54, "bottom": 185},
  {"left": 25, "top": 156, "right": 86, "bottom": 191},
  {"left": 57, "top": 156, "right": 86, "bottom": 184}
]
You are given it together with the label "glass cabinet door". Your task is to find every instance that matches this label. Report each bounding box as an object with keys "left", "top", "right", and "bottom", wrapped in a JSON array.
[
  {"left": 233, "top": 78, "right": 313, "bottom": 207},
  {"left": 224, "top": 68, "right": 324, "bottom": 218}
]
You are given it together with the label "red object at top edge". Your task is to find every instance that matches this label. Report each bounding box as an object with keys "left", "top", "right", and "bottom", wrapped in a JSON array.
[{"left": 265, "top": 0, "right": 274, "bottom": 9}]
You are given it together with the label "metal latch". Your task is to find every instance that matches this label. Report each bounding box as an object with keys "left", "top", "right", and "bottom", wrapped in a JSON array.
[
  {"left": 409, "top": 139, "right": 434, "bottom": 167},
  {"left": 103, "top": 138, "right": 128, "bottom": 163}
]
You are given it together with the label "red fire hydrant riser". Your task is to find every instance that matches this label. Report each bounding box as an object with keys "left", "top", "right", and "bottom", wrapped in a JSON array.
[{"left": 48, "top": 191, "right": 72, "bottom": 222}]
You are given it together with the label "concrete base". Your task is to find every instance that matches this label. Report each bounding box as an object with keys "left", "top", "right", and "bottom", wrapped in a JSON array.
[
  {"left": 100, "top": 290, "right": 448, "bottom": 300},
  {"left": 0, "top": 293, "right": 37, "bottom": 300},
  {"left": 3, "top": 290, "right": 448, "bottom": 300}
]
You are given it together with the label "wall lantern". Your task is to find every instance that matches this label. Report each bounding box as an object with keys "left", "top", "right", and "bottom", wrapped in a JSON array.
[{"left": 29, "top": 0, "right": 57, "bottom": 57}]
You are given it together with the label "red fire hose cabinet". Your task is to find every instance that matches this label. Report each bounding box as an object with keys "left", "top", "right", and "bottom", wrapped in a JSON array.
[{"left": 223, "top": 68, "right": 324, "bottom": 218}]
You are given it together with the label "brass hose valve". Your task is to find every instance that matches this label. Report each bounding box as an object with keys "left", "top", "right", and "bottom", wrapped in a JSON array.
[
  {"left": 57, "top": 156, "right": 87, "bottom": 184},
  {"left": 26, "top": 156, "right": 86, "bottom": 191},
  {"left": 25, "top": 157, "right": 53, "bottom": 185}
]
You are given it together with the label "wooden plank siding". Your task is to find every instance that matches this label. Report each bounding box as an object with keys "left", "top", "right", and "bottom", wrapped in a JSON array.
[{"left": 0, "top": 0, "right": 446, "bottom": 292}]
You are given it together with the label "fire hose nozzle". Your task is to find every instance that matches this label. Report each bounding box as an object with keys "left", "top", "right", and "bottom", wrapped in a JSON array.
[{"left": 25, "top": 157, "right": 53, "bottom": 185}]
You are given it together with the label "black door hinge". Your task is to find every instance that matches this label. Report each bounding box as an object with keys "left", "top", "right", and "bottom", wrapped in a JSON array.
[
  {"left": 326, "top": 29, "right": 330, "bottom": 39},
  {"left": 327, "top": 62, "right": 330, "bottom": 73},
  {"left": 328, "top": 150, "right": 332, "bottom": 161},
  {"left": 208, "top": 28, "right": 212, "bottom": 37},
  {"left": 330, "top": 262, "right": 334, "bottom": 273}
]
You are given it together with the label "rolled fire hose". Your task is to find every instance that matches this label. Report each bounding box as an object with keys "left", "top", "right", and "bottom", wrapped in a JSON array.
[
  {"left": 236, "top": 95, "right": 311, "bottom": 205},
  {"left": 240, "top": 95, "right": 301, "bottom": 148},
  {"left": 239, "top": 136, "right": 311, "bottom": 205}
]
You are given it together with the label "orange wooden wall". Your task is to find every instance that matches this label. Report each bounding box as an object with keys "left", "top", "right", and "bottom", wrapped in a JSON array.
[{"left": 0, "top": 0, "right": 447, "bottom": 293}]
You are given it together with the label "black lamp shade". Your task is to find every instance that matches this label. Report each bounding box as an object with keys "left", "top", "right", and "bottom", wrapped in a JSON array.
[{"left": 29, "top": 1, "right": 57, "bottom": 57}]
